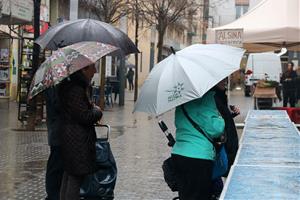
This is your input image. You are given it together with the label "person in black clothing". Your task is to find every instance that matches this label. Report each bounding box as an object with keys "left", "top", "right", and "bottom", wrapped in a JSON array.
[
  {"left": 45, "top": 87, "right": 64, "bottom": 200},
  {"left": 126, "top": 68, "right": 134, "bottom": 91},
  {"left": 281, "top": 62, "right": 297, "bottom": 107},
  {"left": 58, "top": 65, "right": 102, "bottom": 200},
  {"left": 210, "top": 78, "right": 240, "bottom": 198},
  {"left": 213, "top": 79, "right": 240, "bottom": 174}
]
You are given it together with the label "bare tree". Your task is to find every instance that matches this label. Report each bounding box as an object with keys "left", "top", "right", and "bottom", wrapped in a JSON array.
[
  {"left": 126, "top": 0, "right": 147, "bottom": 101},
  {"left": 79, "top": 0, "right": 131, "bottom": 109},
  {"left": 79, "top": 0, "right": 128, "bottom": 23},
  {"left": 140, "top": 0, "right": 200, "bottom": 62}
]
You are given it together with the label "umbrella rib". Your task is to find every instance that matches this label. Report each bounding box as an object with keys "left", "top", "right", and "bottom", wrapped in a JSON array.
[
  {"left": 43, "top": 20, "right": 83, "bottom": 49},
  {"left": 176, "top": 56, "right": 206, "bottom": 97}
]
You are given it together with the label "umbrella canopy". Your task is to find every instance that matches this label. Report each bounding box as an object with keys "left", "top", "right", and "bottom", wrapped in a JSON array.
[
  {"left": 29, "top": 41, "right": 119, "bottom": 99},
  {"left": 133, "top": 44, "right": 245, "bottom": 116},
  {"left": 125, "top": 60, "right": 135, "bottom": 68},
  {"left": 35, "top": 19, "right": 139, "bottom": 55}
]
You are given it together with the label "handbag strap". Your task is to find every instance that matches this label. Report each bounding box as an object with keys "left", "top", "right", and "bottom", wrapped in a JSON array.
[{"left": 180, "top": 105, "right": 214, "bottom": 144}]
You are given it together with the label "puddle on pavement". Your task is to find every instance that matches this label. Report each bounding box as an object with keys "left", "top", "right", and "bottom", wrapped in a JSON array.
[
  {"left": 96, "top": 125, "right": 125, "bottom": 139},
  {"left": 96, "top": 124, "right": 139, "bottom": 139}
]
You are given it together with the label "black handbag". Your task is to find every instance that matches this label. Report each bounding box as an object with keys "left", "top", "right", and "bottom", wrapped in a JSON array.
[
  {"left": 159, "top": 105, "right": 228, "bottom": 192},
  {"left": 80, "top": 124, "right": 117, "bottom": 199},
  {"left": 158, "top": 121, "right": 178, "bottom": 192},
  {"left": 162, "top": 157, "right": 178, "bottom": 192}
]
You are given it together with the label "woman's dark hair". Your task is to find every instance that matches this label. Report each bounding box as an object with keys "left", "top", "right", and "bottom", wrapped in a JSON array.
[{"left": 288, "top": 61, "right": 294, "bottom": 67}]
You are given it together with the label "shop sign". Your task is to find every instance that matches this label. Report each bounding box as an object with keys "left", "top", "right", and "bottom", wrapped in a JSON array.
[
  {"left": 0, "top": 0, "right": 33, "bottom": 23},
  {"left": 11, "top": 0, "right": 33, "bottom": 22},
  {"left": 215, "top": 29, "right": 243, "bottom": 47},
  {"left": 0, "top": 0, "right": 10, "bottom": 15}
]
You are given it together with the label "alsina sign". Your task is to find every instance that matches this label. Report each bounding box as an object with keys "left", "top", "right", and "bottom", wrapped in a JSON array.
[{"left": 216, "top": 29, "right": 243, "bottom": 47}]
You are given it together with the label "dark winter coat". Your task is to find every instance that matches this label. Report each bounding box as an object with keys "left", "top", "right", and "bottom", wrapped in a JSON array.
[
  {"left": 45, "top": 86, "right": 62, "bottom": 146},
  {"left": 214, "top": 88, "right": 239, "bottom": 176},
  {"left": 59, "top": 72, "right": 102, "bottom": 176},
  {"left": 126, "top": 69, "right": 134, "bottom": 81},
  {"left": 280, "top": 70, "right": 297, "bottom": 91}
]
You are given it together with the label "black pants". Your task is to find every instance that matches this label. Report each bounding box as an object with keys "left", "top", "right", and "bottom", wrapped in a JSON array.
[
  {"left": 46, "top": 146, "right": 64, "bottom": 200},
  {"left": 172, "top": 154, "right": 213, "bottom": 200},
  {"left": 128, "top": 80, "right": 134, "bottom": 90},
  {"left": 60, "top": 172, "right": 84, "bottom": 200},
  {"left": 283, "top": 89, "right": 296, "bottom": 107}
]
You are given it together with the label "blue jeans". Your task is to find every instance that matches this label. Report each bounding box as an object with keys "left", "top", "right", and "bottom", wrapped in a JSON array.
[{"left": 45, "top": 146, "right": 64, "bottom": 200}]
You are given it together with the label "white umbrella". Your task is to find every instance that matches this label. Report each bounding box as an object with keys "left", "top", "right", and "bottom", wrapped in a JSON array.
[{"left": 133, "top": 44, "right": 245, "bottom": 116}]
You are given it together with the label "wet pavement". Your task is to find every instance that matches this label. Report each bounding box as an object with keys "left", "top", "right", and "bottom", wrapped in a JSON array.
[{"left": 0, "top": 89, "right": 282, "bottom": 200}]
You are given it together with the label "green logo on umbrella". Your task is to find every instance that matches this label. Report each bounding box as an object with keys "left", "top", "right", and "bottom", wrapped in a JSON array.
[{"left": 167, "top": 82, "right": 184, "bottom": 102}]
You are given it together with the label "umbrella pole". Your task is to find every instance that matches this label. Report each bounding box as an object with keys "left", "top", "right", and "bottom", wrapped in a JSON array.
[{"left": 99, "top": 57, "right": 106, "bottom": 110}]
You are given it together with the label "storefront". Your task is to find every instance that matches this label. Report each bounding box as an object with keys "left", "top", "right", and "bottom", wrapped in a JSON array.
[
  {"left": 0, "top": 0, "right": 49, "bottom": 111},
  {"left": 0, "top": 31, "right": 12, "bottom": 105},
  {"left": 0, "top": 0, "right": 33, "bottom": 107}
]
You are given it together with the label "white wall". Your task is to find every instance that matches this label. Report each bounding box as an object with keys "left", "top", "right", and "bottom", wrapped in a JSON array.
[
  {"left": 249, "top": 0, "right": 263, "bottom": 10},
  {"left": 209, "top": 0, "right": 263, "bottom": 28},
  {"left": 209, "top": 0, "right": 236, "bottom": 27}
]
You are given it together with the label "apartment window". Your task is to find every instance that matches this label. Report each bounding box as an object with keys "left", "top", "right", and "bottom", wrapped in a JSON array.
[
  {"left": 235, "top": 0, "right": 249, "bottom": 19},
  {"left": 236, "top": 5, "right": 248, "bottom": 18}
]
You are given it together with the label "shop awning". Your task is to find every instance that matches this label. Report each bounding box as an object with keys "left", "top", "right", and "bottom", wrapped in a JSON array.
[{"left": 207, "top": 0, "right": 300, "bottom": 52}]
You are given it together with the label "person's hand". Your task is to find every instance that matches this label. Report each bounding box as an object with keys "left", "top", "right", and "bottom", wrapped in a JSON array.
[
  {"left": 93, "top": 104, "right": 102, "bottom": 111},
  {"left": 229, "top": 105, "right": 240, "bottom": 117}
]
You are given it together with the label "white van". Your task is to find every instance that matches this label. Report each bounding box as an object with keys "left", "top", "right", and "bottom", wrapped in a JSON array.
[{"left": 244, "top": 52, "right": 282, "bottom": 96}]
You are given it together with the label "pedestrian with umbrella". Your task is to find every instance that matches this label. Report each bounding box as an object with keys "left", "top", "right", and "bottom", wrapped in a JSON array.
[
  {"left": 33, "top": 18, "right": 138, "bottom": 200},
  {"left": 29, "top": 42, "right": 119, "bottom": 200},
  {"left": 58, "top": 63, "right": 101, "bottom": 200},
  {"left": 134, "top": 44, "right": 245, "bottom": 199}
]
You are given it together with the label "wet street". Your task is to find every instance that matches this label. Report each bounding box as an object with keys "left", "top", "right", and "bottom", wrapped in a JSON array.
[{"left": 0, "top": 90, "right": 280, "bottom": 200}]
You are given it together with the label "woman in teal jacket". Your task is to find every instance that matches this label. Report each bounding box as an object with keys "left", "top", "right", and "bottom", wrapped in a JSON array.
[{"left": 172, "top": 90, "right": 225, "bottom": 200}]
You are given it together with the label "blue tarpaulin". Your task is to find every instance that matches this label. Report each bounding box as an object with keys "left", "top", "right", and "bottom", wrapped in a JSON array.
[{"left": 220, "top": 110, "right": 300, "bottom": 199}]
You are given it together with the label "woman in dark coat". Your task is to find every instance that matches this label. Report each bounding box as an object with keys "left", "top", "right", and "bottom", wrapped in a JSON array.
[
  {"left": 58, "top": 64, "right": 102, "bottom": 200},
  {"left": 211, "top": 78, "right": 240, "bottom": 198},
  {"left": 214, "top": 79, "right": 239, "bottom": 174}
]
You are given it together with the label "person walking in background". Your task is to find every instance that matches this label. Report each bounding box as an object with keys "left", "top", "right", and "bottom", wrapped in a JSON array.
[
  {"left": 58, "top": 64, "right": 103, "bottom": 200},
  {"left": 45, "top": 87, "right": 64, "bottom": 200},
  {"left": 113, "top": 68, "right": 120, "bottom": 103},
  {"left": 281, "top": 62, "right": 297, "bottom": 107},
  {"left": 171, "top": 90, "right": 225, "bottom": 199},
  {"left": 126, "top": 68, "right": 134, "bottom": 91}
]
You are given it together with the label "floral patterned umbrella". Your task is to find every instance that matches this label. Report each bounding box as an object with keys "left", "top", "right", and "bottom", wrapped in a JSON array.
[{"left": 28, "top": 41, "right": 119, "bottom": 99}]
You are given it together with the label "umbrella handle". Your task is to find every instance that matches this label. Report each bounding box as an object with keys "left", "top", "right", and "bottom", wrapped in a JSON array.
[
  {"left": 158, "top": 120, "right": 168, "bottom": 132},
  {"left": 170, "top": 46, "right": 176, "bottom": 54},
  {"left": 158, "top": 120, "right": 176, "bottom": 147}
]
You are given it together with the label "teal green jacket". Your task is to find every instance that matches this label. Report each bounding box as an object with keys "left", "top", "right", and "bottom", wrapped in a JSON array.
[{"left": 172, "top": 91, "right": 225, "bottom": 160}]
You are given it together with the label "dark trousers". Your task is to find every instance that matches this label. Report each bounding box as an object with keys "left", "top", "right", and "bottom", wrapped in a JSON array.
[
  {"left": 128, "top": 80, "right": 134, "bottom": 90},
  {"left": 172, "top": 154, "right": 213, "bottom": 200},
  {"left": 60, "top": 172, "right": 84, "bottom": 200},
  {"left": 283, "top": 89, "right": 296, "bottom": 107},
  {"left": 46, "top": 146, "right": 64, "bottom": 200}
]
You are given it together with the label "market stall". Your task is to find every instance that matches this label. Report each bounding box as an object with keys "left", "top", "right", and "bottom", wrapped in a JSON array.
[
  {"left": 220, "top": 110, "right": 300, "bottom": 199},
  {"left": 253, "top": 80, "right": 278, "bottom": 109}
]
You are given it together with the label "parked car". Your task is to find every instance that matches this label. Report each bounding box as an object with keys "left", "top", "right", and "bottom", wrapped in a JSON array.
[{"left": 244, "top": 52, "right": 282, "bottom": 96}]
